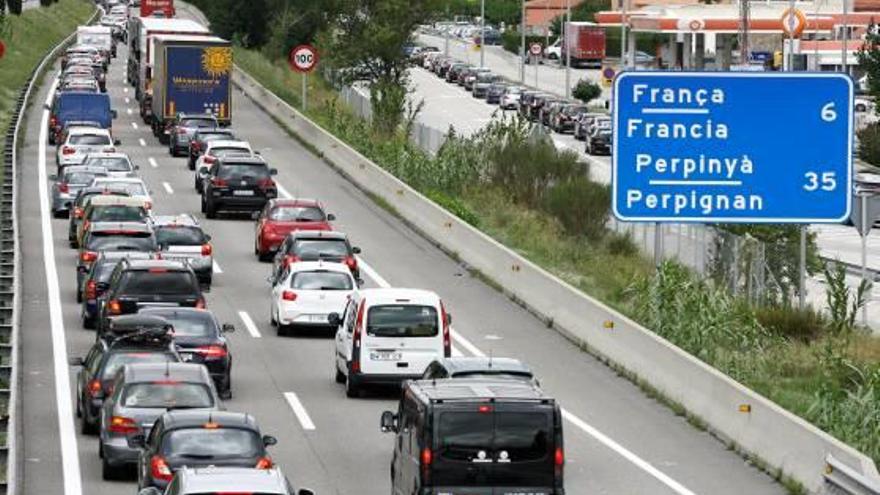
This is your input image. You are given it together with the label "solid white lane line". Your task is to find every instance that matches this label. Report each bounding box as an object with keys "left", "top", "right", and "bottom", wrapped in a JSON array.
[
  {"left": 138, "top": 138, "right": 146, "bottom": 147},
  {"left": 162, "top": 182, "right": 173, "bottom": 194},
  {"left": 276, "top": 183, "right": 292, "bottom": 199},
  {"left": 126, "top": 108, "right": 133, "bottom": 115},
  {"left": 38, "top": 78, "right": 84, "bottom": 495},
  {"left": 283, "top": 392, "right": 316, "bottom": 431},
  {"left": 131, "top": 122, "right": 138, "bottom": 130},
  {"left": 123, "top": 87, "right": 129, "bottom": 93},
  {"left": 359, "top": 257, "right": 697, "bottom": 495},
  {"left": 124, "top": 97, "right": 130, "bottom": 104},
  {"left": 237, "top": 310, "right": 261, "bottom": 338},
  {"left": 148, "top": 157, "right": 158, "bottom": 168},
  {"left": 212, "top": 260, "right": 223, "bottom": 273}
]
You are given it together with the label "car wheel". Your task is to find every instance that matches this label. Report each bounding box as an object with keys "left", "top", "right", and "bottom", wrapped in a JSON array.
[
  {"left": 335, "top": 366, "right": 345, "bottom": 384},
  {"left": 200, "top": 195, "right": 206, "bottom": 214},
  {"left": 219, "top": 377, "right": 232, "bottom": 400},
  {"left": 80, "top": 413, "right": 97, "bottom": 435},
  {"left": 101, "top": 452, "right": 119, "bottom": 481},
  {"left": 270, "top": 307, "right": 277, "bottom": 327},
  {"left": 205, "top": 198, "right": 217, "bottom": 219},
  {"left": 75, "top": 394, "right": 82, "bottom": 418},
  {"left": 345, "top": 371, "right": 361, "bottom": 398},
  {"left": 277, "top": 324, "right": 288, "bottom": 337},
  {"left": 83, "top": 313, "right": 96, "bottom": 330},
  {"left": 187, "top": 157, "right": 195, "bottom": 171}
]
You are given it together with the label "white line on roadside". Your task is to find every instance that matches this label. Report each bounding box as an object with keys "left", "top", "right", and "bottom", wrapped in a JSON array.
[
  {"left": 138, "top": 138, "right": 146, "bottom": 147},
  {"left": 212, "top": 260, "right": 222, "bottom": 274},
  {"left": 237, "top": 310, "right": 262, "bottom": 338},
  {"left": 283, "top": 392, "right": 316, "bottom": 430},
  {"left": 162, "top": 181, "right": 173, "bottom": 194},
  {"left": 126, "top": 108, "right": 133, "bottom": 116},
  {"left": 277, "top": 183, "right": 292, "bottom": 199},
  {"left": 357, "top": 256, "right": 697, "bottom": 495},
  {"left": 131, "top": 122, "right": 138, "bottom": 130},
  {"left": 148, "top": 157, "right": 158, "bottom": 168},
  {"left": 38, "top": 78, "right": 84, "bottom": 495},
  {"left": 124, "top": 97, "right": 130, "bottom": 104},
  {"left": 123, "top": 87, "right": 129, "bottom": 93}
]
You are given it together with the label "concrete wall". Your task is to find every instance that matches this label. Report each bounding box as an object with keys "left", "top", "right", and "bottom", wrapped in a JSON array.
[{"left": 229, "top": 64, "right": 880, "bottom": 494}]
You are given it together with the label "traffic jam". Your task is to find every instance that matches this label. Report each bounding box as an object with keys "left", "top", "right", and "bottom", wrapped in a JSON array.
[{"left": 45, "top": 1, "right": 567, "bottom": 494}]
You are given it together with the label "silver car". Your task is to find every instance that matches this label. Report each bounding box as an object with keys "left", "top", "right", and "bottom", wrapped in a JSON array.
[
  {"left": 136, "top": 467, "right": 314, "bottom": 495},
  {"left": 153, "top": 214, "right": 214, "bottom": 287},
  {"left": 99, "top": 362, "right": 219, "bottom": 480},
  {"left": 50, "top": 165, "right": 108, "bottom": 218},
  {"left": 56, "top": 127, "right": 118, "bottom": 168},
  {"left": 81, "top": 152, "right": 139, "bottom": 178}
]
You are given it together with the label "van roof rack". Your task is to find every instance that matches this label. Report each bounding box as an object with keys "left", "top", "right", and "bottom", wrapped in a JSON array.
[{"left": 103, "top": 314, "right": 174, "bottom": 347}]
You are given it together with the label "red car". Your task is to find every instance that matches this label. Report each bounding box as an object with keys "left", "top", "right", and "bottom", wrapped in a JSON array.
[{"left": 254, "top": 199, "right": 335, "bottom": 261}]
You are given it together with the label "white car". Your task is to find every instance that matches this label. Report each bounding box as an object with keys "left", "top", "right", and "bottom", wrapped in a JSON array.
[
  {"left": 193, "top": 140, "right": 254, "bottom": 192},
  {"left": 271, "top": 261, "right": 358, "bottom": 337},
  {"left": 89, "top": 177, "right": 153, "bottom": 210},
  {"left": 332, "top": 288, "right": 451, "bottom": 398},
  {"left": 56, "top": 127, "right": 117, "bottom": 168},
  {"left": 80, "top": 152, "right": 138, "bottom": 178},
  {"left": 500, "top": 87, "right": 522, "bottom": 110}
]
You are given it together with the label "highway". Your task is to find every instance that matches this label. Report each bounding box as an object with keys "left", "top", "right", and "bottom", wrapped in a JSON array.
[{"left": 15, "top": 39, "right": 785, "bottom": 495}]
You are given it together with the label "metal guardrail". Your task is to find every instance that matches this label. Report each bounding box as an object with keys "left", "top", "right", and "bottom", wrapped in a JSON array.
[
  {"left": 1, "top": 6, "right": 100, "bottom": 494},
  {"left": 819, "top": 256, "right": 880, "bottom": 283},
  {"left": 825, "top": 455, "right": 880, "bottom": 495}
]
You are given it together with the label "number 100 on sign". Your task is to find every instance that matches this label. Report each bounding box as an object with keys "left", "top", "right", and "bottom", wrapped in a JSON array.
[
  {"left": 289, "top": 44, "right": 318, "bottom": 73},
  {"left": 612, "top": 73, "right": 853, "bottom": 223}
]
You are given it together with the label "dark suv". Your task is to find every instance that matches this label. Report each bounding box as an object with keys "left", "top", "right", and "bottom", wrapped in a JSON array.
[
  {"left": 97, "top": 259, "right": 206, "bottom": 334},
  {"left": 271, "top": 230, "right": 361, "bottom": 282},
  {"left": 200, "top": 156, "right": 278, "bottom": 218},
  {"left": 167, "top": 113, "right": 218, "bottom": 155},
  {"left": 381, "top": 379, "right": 565, "bottom": 494}
]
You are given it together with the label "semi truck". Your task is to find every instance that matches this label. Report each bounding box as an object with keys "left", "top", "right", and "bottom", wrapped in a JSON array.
[
  {"left": 150, "top": 35, "right": 232, "bottom": 139},
  {"left": 545, "top": 22, "right": 605, "bottom": 68},
  {"left": 140, "top": 0, "right": 175, "bottom": 17},
  {"left": 126, "top": 17, "right": 209, "bottom": 105}
]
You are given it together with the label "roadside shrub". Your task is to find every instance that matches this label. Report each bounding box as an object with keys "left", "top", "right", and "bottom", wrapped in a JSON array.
[
  {"left": 755, "top": 305, "right": 827, "bottom": 342},
  {"left": 572, "top": 79, "right": 601, "bottom": 104},
  {"left": 487, "top": 139, "right": 581, "bottom": 207},
  {"left": 501, "top": 30, "right": 545, "bottom": 56},
  {"left": 858, "top": 122, "right": 880, "bottom": 166},
  {"left": 541, "top": 176, "right": 610, "bottom": 240},
  {"left": 605, "top": 231, "right": 638, "bottom": 257},
  {"left": 425, "top": 190, "right": 480, "bottom": 227}
]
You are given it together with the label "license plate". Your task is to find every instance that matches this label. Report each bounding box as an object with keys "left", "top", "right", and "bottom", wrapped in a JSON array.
[
  {"left": 233, "top": 190, "right": 254, "bottom": 196},
  {"left": 371, "top": 351, "right": 401, "bottom": 361},
  {"left": 180, "top": 352, "right": 194, "bottom": 362},
  {"left": 308, "top": 314, "right": 327, "bottom": 323}
]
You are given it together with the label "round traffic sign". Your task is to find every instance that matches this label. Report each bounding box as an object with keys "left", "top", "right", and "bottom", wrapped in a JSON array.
[
  {"left": 0, "top": 40, "right": 6, "bottom": 61},
  {"left": 529, "top": 42, "right": 543, "bottom": 56},
  {"left": 289, "top": 44, "right": 319, "bottom": 73},
  {"left": 602, "top": 67, "right": 615, "bottom": 80},
  {"left": 780, "top": 8, "right": 807, "bottom": 38}
]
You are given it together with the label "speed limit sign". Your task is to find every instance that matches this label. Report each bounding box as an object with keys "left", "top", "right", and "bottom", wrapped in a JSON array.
[
  {"left": 529, "top": 42, "right": 543, "bottom": 57},
  {"left": 289, "top": 44, "right": 318, "bottom": 73}
]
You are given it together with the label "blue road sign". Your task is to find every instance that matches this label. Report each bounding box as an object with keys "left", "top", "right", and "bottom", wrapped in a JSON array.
[{"left": 612, "top": 72, "right": 853, "bottom": 223}]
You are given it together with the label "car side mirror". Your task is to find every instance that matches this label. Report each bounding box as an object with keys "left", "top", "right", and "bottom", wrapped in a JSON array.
[
  {"left": 253, "top": 150, "right": 261, "bottom": 155},
  {"left": 204, "top": 234, "right": 212, "bottom": 241},
  {"left": 298, "top": 490, "right": 315, "bottom": 495},
  {"left": 269, "top": 168, "right": 278, "bottom": 176},
  {"left": 127, "top": 433, "right": 146, "bottom": 449},
  {"left": 43, "top": 103, "right": 51, "bottom": 111},
  {"left": 49, "top": 174, "right": 58, "bottom": 181},
  {"left": 352, "top": 246, "right": 361, "bottom": 254},
  {"left": 137, "top": 488, "right": 162, "bottom": 495},
  {"left": 262, "top": 434, "right": 277, "bottom": 446},
  {"left": 446, "top": 312, "right": 452, "bottom": 325},
  {"left": 111, "top": 110, "right": 118, "bottom": 119},
  {"left": 380, "top": 411, "right": 398, "bottom": 433},
  {"left": 356, "top": 278, "right": 365, "bottom": 289},
  {"left": 68, "top": 356, "right": 84, "bottom": 367},
  {"left": 328, "top": 312, "right": 342, "bottom": 327},
  {"left": 133, "top": 165, "right": 140, "bottom": 170},
  {"left": 113, "top": 139, "right": 121, "bottom": 146},
  {"left": 221, "top": 323, "right": 235, "bottom": 333},
  {"left": 326, "top": 214, "right": 336, "bottom": 221}
]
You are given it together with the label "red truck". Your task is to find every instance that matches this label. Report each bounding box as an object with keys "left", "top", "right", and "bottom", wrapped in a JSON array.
[
  {"left": 141, "top": 0, "right": 175, "bottom": 18},
  {"left": 562, "top": 22, "right": 605, "bottom": 68}
]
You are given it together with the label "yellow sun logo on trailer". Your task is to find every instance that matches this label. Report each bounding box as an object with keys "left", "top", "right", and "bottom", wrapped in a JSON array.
[{"left": 201, "top": 47, "right": 233, "bottom": 78}]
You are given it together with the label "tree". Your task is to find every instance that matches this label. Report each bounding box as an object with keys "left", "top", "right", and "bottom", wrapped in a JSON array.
[
  {"left": 263, "top": 0, "right": 337, "bottom": 60},
  {"left": 549, "top": 0, "right": 607, "bottom": 38},
  {"left": 39, "top": 0, "right": 52, "bottom": 6},
  {"left": 6, "top": 0, "right": 21, "bottom": 15},
  {"left": 572, "top": 79, "right": 601, "bottom": 104},
  {"left": 200, "top": 0, "right": 269, "bottom": 48},
  {"left": 858, "top": 23, "right": 880, "bottom": 110},
  {"left": 324, "top": 0, "right": 442, "bottom": 135}
]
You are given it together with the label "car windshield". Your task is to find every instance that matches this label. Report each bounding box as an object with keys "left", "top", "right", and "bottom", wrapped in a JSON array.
[
  {"left": 156, "top": 227, "right": 206, "bottom": 246},
  {"left": 162, "top": 428, "right": 262, "bottom": 458},
  {"left": 86, "top": 232, "right": 156, "bottom": 252},
  {"left": 211, "top": 147, "right": 250, "bottom": 157},
  {"left": 84, "top": 157, "right": 131, "bottom": 172},
  {"left": 101, "top": 352, "right": 175, "bottom": 379},
  {"left": 563, "top": 106, "right": 588, "bottom": 115},
  {"left": 290, "top": 271, "right": 352, "bottom": 290},
  {"left": 199, "top": 133, "right": 234, "bottom": 143},
  {"left": 180, "top": 118, "right": 216, "bottom": 129},
  {"left": 269, "top": 206, "right": 325, "bottom": 222},
  {"left": 118, "top": 271, "right": 197, "bottom": 296},
  {"left": 70, "top": 134, "right": 110, "bottom": 146},
  {"left": 121, "top": 382, "right": 214, "bottom": 408},
  {"left": 89, "top": 205, "right": 146, "bottom": 222},
  {"left": 217, "top": 164, "right": 270, "bottom": 180},
  {"left": 95, "top": 181, "right": 147, "bottom": 196},
  {"left": 367, "top": 305, "right": 438, "bottom": 337},
  {"left": 146, "top": 311, "right": 215, "bottom": 337},
  {"left": 64, "top": 171, "right": 105, "bottom": 185},
  {"left": 292, "top": 239, "right": 349, "bottom": 258}
]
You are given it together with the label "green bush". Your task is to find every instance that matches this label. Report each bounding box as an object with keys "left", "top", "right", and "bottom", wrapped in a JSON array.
[
  {"left": 487, "top": 138, "right": 581, "bottom": 207},
  {"left": 542, "top": 176, "right": 610, "bottom": 240},
  {"left": 572, "top": 79, "right": 601, "bottom": 104},
  {"left": 501, "top": 30, "right": 545, "bottom": 56},
  {"left": 858, "top": 122, "right": 880, "bottom": 166},
  {"left": 755, "top": 305, "right": 827, "bottom": 342},
  {"left": 425, "top": 190, "right": 480, "bottom": 227},
  {"left": 605, "top": 231, "right": 638, "bottom": 257}
]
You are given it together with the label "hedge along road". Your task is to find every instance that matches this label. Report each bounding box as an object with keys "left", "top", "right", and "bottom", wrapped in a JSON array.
[{"left": 15, "top": 38, "right": 784, "bottom": 495}]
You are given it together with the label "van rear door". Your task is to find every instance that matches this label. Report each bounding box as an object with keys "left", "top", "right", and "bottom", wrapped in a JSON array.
[
  {"left": 431, "top": 404, "right": 556, "bottom": 494},
  {"left": 362, "top": 304, "right": 442, "bottom": 376}
]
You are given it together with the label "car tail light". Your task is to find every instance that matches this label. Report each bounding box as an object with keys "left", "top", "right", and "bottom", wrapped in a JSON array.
[
  {"left": 62, "top": 146, "right": 75, "bottom": 155},
  {"left": 107, "top": 299, "right": 122, "bottom": 315},
  {"left": 282, "top": 255, "right": 299, "bottom": 267},
  {"left": 88, "top": 379, "right": 103, "bottom": 398},
  {"left": 440, "top": 301, "right": 451, "bottom": 358},
  {"left": 211, "top": 177, "right": 227, "bottom": 187},
  {"left": 255, "top": 456, "right": 273, "bottom": 469},
  {"left": 344, "top": 256, "right": 358, "bottom": 272},
  {"left": 58, "top": 182, "right": 70, "bottom": 193},
  {"left": 150, "top": 455, "right": 173, "bottom": 482},
  {"left": 555, "top": 447, "right": 565, "bottom": 467},
  {"left": 201, "top": 243, "right": 212, "bottom": 256},
  {"left": 73, "top": 207, "right": 84, "bottom": 219},
  {"left": 420, "top": 448, "right": 433, "bottom": 467},
  {"left": 257, "top": 178, "right": 275, "bottom": 191},
  {"left": 203, "top": 155, "right": 215, "bottom": 164},
  {"left": 177, "top": 128, "right": 187, "bottom": 135},
  {"left": 192, "top": 142, "right": 201, "bottom": 152},
  {"left": 49, "top": 116, "right": 57, "bottom": 128},
  {"left": 144, "top": 201, "right": 152, "bottom": 210},
  {"left": 195, "top": 297, "right": 206, "bottom": 309},
  {"left": 194, "top": 345, "right": 227, "bottom": 360},
  {"left": 108, "top": 415, "right": 139, "bottom": 434},
  {"left": 282, "top": 290, "right": 297, "bottom": 301},
  {"left": 80, "top": 251, "right": 97, "bottom": 263},
  {"left": 85, "top": 280, "right": 97, "bottom": 300}
]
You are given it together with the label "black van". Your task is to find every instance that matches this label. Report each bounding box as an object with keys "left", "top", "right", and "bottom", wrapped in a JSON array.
[{"left": 380, "top": 379, "right": 565, "bottom": 495}]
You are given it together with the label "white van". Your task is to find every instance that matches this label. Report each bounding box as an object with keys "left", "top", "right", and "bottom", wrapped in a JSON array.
[{"left": 331, "top": 288, "right": 451, "bottom": 398}]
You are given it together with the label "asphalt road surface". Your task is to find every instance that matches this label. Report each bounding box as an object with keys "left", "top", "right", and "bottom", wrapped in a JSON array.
[{"left": 16, "top": 41, "right": 785, "bottom": 495}]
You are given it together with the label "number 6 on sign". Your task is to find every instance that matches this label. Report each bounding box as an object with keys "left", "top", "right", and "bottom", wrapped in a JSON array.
[{"left": 821, "top": 102, "right": 837, "bottom": 122}]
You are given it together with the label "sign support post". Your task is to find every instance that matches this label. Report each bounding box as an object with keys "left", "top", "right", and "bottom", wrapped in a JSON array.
[
  {"left": 862, "top": 194, "right": 869, "bottom": 326},
  {"left": 302, "top": 74, "right": 308, "bottom": 112}
]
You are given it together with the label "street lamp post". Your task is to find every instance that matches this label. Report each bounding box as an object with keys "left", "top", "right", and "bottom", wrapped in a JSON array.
[
  {"left": 480, "top": 0, "right": 486, "bottom": 67},
  {"left": 521, "top": 0, "right": 526, "bottom": 83},
  {"left": 842, "top": 0, "right": 849, "bottom": 73},
  {"left": 564, "top": 0, "right": 571, "bottom": 98},
  {"left": 621, "top": 0, "right": 627, "bottom": 68}
]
